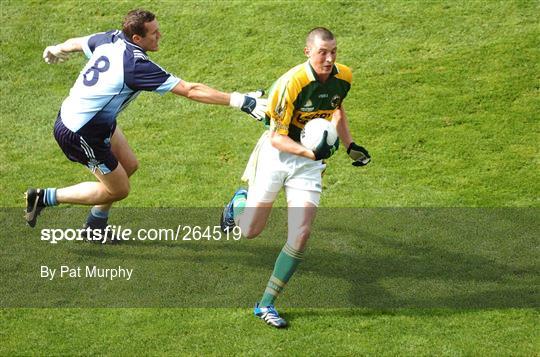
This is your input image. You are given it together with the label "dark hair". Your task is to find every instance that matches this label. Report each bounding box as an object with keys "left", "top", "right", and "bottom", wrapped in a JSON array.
[
  {"left": 122, "top": 9, "right": 155, "bottom": 39},
  {"left": 306, "top": 27, "right": 335, "bottom": 45}
]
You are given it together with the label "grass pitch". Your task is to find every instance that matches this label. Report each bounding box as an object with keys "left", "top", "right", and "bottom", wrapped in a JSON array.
[{"left": 1, "top": 0, "right": 539, "bottom": 355}]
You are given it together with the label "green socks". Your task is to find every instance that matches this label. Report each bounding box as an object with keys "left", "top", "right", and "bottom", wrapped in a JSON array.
[
  {"left": 232, "top": 195, "right": 246, "bottom": 219},
  {"left": 260, "top": 243, "right": 304, "bottom": 306}
]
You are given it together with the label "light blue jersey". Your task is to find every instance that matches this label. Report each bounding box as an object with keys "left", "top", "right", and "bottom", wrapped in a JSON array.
[{"left": 60, "top": 30, "right": 180, "bottom": 139}]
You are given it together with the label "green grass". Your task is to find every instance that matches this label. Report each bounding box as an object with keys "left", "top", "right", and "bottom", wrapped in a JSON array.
[
  {"left": 1, "top": 0, "right": 539, "bottom": 355},
  {"left": 1, "top": 0, "right": 538, "bottom": 207},
  {"left": 1, "top": 308, "right": 537, "bottom": 355}
]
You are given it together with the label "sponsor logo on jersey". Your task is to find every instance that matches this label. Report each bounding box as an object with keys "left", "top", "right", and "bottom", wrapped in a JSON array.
[{"left": 296, "top": 112, "right": 332, "bottom": 125}]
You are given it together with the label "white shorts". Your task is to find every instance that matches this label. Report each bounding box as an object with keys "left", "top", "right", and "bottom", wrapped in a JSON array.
[{"left": 242, "top": 132, "right": 324, "bottom": 206}]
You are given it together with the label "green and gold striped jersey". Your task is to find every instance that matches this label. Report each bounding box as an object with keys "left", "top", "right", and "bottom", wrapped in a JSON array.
[{"left": 265, "top": 61, "right": 352, "bottom": 142}]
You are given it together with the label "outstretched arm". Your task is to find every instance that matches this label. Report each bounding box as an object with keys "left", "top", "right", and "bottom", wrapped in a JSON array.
[
  {"left": 171, "top": 81, "right": 267, "bottom": 119},
  {"left": 171, "top": 80, "right": 230, "bottom": 105},
  {"left": 43, "top": 37, "right": 86, "bottom": 64}
]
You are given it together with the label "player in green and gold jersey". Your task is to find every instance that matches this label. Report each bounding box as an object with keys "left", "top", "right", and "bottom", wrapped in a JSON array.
[{"left": 221, "top": 27, "right": 371, "bottom": 328}]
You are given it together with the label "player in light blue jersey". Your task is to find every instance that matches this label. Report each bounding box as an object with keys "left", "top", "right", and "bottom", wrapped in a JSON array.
[{"left": 25, "top": 9, "right": 266, "bottom": 236}]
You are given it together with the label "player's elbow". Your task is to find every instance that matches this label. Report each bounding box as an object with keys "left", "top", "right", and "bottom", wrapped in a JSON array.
[
  {"left": 172, "top": 81, "right": 196, "bottom": 99},
  {"left": 269, "top": 132, "right": 284, "bottom": 150},
  {"left": 184, "top": 83, "right": 202, "bottom": 100}
]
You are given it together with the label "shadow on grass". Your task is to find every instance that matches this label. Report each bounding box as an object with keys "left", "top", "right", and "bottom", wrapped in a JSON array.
[
  {"left": 73, "top": 209, "right": 538, "bottom": 309},
  {"left": 2, "top": 208, "right": 538, "bottom": 309}
]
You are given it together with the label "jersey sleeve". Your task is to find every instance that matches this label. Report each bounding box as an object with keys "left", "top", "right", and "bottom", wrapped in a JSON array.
[
  {"left": 81, "top": 30, "right": 120, "bottom": 59},
  {"left": 267, "top": 77, "right": 302, "bottom": 136},
  {"left": 125, "top": 59, "right": 181, "bottom": 94}
]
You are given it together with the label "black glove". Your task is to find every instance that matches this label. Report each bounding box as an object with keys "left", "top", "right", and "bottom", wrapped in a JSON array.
[
  {"left": 313, "top": 131, "right": 340, "bottom": 160},
  {"left": 347, "top": 142, "right": 371, "bottom": 166}
]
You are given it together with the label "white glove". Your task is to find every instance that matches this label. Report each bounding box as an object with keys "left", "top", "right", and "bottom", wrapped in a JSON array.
[
  {"left": 43, "top": 45, "right": 70, "bottom": 64},
  {"left": 230, "top": 90, "right": 267, "bottom": 121}
]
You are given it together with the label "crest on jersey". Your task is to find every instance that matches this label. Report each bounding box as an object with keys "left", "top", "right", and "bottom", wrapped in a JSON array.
[{"left": 331, "top": 94, "right": 342, "bottom": 108}]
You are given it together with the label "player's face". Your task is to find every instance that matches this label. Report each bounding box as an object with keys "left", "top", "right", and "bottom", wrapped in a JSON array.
[
  {"left": 136, "top": 19, "right": 161, "bottom": 52},
  {"left": 305, "top": 37, "right": 337, "bottom": 81}
]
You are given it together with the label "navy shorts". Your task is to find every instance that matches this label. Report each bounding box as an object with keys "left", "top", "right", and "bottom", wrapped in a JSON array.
[{"left": 53, "top": 114, "right": 118, "bottom": 174}]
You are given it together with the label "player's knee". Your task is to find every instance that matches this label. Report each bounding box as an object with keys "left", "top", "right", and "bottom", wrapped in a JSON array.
[
  {"left": 116, "top": 188, "right": 130, "bottom": 201},
  {"left": 126, "top": 160, "right": 139, "bottom": 177},
  {"left": 292, "top": 225, "right": 312, "bottom": 243},
  {"left": 299, "top": 227, "right": 312, "bottom": 241},
  {"left": 240, "top": 223, "right": 263, "bottom": 239},
  {"left": 109, "top": 182, "right": 130, "bottom": 201}
]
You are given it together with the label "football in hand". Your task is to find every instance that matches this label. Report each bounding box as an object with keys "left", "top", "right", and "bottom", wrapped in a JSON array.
[{"left": 300, "top": 118, "right": 338, "bottom": 151}]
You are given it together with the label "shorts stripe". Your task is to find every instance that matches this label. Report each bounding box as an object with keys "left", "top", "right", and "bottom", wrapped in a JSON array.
[{"left": 80, "top": 136, "right": 96, "bottom": 161}]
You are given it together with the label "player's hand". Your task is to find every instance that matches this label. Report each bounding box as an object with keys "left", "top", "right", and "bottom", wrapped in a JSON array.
[
  {"left": 313, "top": 131, "right": 340, "bottom": 160},
  {"left": 230, "top": 90, "right": 267, "bottom": 121},
  {"left": 43, "top": 45, "right": 70, "bottom": 64},
  {"left": 347, "top": 142, "right": 371, "bottom": 166}
]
